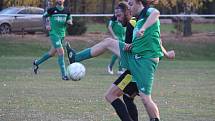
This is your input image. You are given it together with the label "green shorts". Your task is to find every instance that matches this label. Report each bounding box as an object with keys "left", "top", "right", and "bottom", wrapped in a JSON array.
[
  {"left": 50, "top": 34, "right": 64, "bottom": 48},
  {"left": 119, "top": 41, "right": 158, "bottom": 95}
]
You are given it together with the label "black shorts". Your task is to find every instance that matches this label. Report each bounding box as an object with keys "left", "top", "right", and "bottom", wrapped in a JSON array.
[{"left": 113, "top": 70, "right": 139, "bottom": 97}]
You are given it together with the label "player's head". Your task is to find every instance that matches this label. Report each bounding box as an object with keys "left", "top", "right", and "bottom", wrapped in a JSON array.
[
  {"left": 136, "top": 0, "right": 159, "bottom": 5},
  {"left": 115, "top": 2, "right": 131, "bottom": 26},
  {"left": 56, "top": 0, "right": 65, "bottom": 6},
  {"left": 128, "top": 0, "right": 159, "bottom": 16}
]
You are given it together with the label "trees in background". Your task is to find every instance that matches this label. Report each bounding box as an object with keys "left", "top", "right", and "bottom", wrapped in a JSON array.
[
  {"left": 1, "top": 0, "right": 214, "bottom": 36},
  {"left": 159, "top": 0, "right": 214, "bottom": 36}
]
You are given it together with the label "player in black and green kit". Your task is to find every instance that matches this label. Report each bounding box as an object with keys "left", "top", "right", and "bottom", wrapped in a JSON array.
[
  {"left": 33, "top": 0, "right": 72, "bottom": 80},
  {"left": 66, "top": 1, "right": 174, "bottom": 120},
  {"left": 107, "top": 15, "right": 126, "bottom": 75}
]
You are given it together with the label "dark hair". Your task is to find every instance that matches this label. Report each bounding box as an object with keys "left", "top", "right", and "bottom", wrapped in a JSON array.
[
  {"left": 136, "top": 0, "right": 152, "bottom": 6},
  {"left": 115, "top": 2, "right": 129, "bottom": 13}
]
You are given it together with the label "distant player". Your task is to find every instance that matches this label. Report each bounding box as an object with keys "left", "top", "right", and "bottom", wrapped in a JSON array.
[
  {"left": 33, "top": 0, "right": 72, "bottom": 80},
  {"left": 107, "top": 15, "right": 126, "bottom": 75}
]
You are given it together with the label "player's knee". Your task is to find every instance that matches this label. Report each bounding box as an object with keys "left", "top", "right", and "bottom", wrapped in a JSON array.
[
  {"left": 103, "top": 38, "right": 114, "bottom": 46},
  {"left": 139, "top": 93, "right": 153, "bottom": 105},
  {"left": 104, "top": 93, "right": 112, "bottom": 103},
  {"left": 104, "top": 92, "right": 117, "bottom": 103},
  {"left": 56, "top": 49, "right": 64, "bottom": 55}
]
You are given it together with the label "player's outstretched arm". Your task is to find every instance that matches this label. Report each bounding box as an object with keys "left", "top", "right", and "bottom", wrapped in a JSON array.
[
  {"left": 136, "top": 9, "right": 160, "bottom": 37},
  {"left": 160, "top": 40, "right": 175, "bottom": 60}
]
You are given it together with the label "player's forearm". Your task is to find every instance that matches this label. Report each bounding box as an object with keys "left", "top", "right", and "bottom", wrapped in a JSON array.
[
  {"left": 45, "top": 18, "right": 50, "bottom": 26},
  {"left": 161, "top": 45, "right": 169, "bottom": 57},
  {"left": 141, "top": 9, "right": 160, "bottom": 31}
]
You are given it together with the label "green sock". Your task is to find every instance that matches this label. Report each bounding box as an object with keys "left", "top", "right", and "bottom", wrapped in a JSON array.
[
  {"left": 58, "top": 55, "right": 66, "bottom": 77},
  {"left": 110, "top": 54, "right": 117, "bottom": 68},
  {"left": 36, "top": 53, "right": 51, "bottom": 65},
  {"left": 75, "top": 48, "right": 92, "bottom": 62},
  {"left": 118, "top": 60, "right": 123, "bottom": 71}
]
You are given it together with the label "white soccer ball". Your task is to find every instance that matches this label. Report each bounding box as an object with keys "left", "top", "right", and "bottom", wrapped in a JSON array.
[{"left": 67, "top": 62, "right": 86, "bottom": 81}]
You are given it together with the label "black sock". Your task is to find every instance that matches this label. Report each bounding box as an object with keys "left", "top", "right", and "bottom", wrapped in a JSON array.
[
  {"left": 123, "top": 95, "right": 138, "bottom": 121},
  {"left": 111, "top": 98, "right": 133, "bottom": 121},
  {"left": 150, "top": 118, "right": 160, "bottom": 121}
]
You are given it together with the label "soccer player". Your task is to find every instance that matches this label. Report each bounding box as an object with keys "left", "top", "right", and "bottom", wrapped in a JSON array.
[
  {"left": 107, "top": 15, "right": 126, "bottom": 75},
  {"left": 67, "top": 0, "right": 173, "bottom": 120},
  {"left": 105, "top": 2, "right": 174, "bottom": 121},
  {"left": 33, "top": 0, "right": 72, "bottom": 80}
]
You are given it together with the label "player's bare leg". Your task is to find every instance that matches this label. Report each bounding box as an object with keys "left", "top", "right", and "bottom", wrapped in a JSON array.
[
  {"left": 105, "top": 84, "right": 133, "bottom": 121},
  {"left": 66, "top": 38, "right": 120, "bottom": 64},
  {"left": 139, "top": 92, "right": 160, "bottom": 121}
]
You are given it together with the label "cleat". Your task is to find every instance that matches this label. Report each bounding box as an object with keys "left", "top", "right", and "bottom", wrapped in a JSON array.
[
  {"left": 33, "top": 60, "right": 39, "bottom": 74},
  {"left": 107, "top": 65, "right": 114, "bottom": 75},
  {"left": 66, "top": 42, "right": 76, "bottom": 64},
  {"left": 62, "top": 75, "right": 69, "bottom": 81}
]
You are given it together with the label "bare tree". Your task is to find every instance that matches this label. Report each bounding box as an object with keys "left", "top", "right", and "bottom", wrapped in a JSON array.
[
  {"left": 112, "top": 0, "right": 115, "bottom": 13},
  {"left": 102, "top": 0, "right": 106, "bottom": 13},
  {"left": 183, "top": 3, "right": 192, "bottom": 36}
]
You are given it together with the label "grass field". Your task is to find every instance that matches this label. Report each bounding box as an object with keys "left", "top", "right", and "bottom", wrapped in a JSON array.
[
  {"left": 0, "top": 34, "right": 215, "bottom": 121},
  {"left": 86, "top": 23, "right": 215, "bottom": 33}
]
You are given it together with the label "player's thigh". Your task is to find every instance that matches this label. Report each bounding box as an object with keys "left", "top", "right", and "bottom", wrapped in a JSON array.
[
  {"left": 113, "top": 70, "right": 139, "bottom": 97},
  {"left": 50, "top": 34, "right": 63, "bottom": 49},
  {"left": 49, "top": 47, "right": 57, "bottom": 56},
  {"left": 106, "top": 38, "right": 121, "bottom": 57},
  {"left": 105, "top": 84, "right": 124, "bottom": 103},
  {"left": 56, "top": 47, "right": 64, "bottom": 55},
  {"left": 105, "top": 84, "right": 124, "bottom": 97}
]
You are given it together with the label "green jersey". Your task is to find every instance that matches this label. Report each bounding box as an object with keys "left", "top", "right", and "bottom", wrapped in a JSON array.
[
  {"left": 44, "top": 6, "right": 72, "bottom": 37},
  {"left": 132, "top": 8, "right": 163, "bottom": 58},
  {"left": 109, "top": 16, "right": 126, "bottom": 42}
]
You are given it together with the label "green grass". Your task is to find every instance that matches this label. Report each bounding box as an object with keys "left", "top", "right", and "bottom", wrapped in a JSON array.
[
  {"left": 0, "top": 36, "right": 215, "bottom": 121},
  {"left": 86, "top": 23, "right": 215, "bottom": 33},
  {"left": 86, "top": 23, "right": 108, "bottom": 33}
]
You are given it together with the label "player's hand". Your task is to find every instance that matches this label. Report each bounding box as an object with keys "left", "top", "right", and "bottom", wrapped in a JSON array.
[
  {"left": 46, "top": 25, "right": 51, "bottom": 31},
  {"left": 124, "top": 44, "right": 132, "bottom": 52},
  {"left": 67, "top": 20, "right": 73, "bottom": 25},
  {"left": 136, "top": 28, "right": 145, "bottom": 38},
  {"left": 166, "top": 50, "right": 175, "bottom": 60}
]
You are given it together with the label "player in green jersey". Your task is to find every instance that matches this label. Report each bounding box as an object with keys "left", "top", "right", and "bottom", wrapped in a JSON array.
[
  {"left": 107, "top": 15, "right": 126, "bottom": 75},
  {"left": 124, "top": 0, "right": 162, "bottom": 120},
  {"left": 33, "top": 0, "right": 72, "bottom": 80},
  {"left": 66, "top": 1, "right": 173, "bottom": 120}
]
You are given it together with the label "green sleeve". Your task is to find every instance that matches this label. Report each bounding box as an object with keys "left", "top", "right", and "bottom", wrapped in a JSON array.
[
  {"left": 43, "top": 11, "right": 50, "bottom": 18},
  {"left": 67, "top": 15, "right": 72, "bottom": 21},
  {"left": 109, "top": 20, "right": 113, "bottom": 27}
]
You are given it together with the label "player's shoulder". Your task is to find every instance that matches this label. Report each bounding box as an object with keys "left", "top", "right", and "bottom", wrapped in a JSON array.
[
  {"left": 147, "top": 7, "right": 159, "bottom": 14},
  {"left": 110, "top": 15, "right": 117, "bottom": 21},
  {"left": 47, "top": 7, "right": 57, "bottom": 14}
]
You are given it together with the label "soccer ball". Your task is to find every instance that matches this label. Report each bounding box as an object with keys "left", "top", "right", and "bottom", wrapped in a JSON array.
[{"left": 67, "top": 62, "right": 86, "bottom": 81}]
